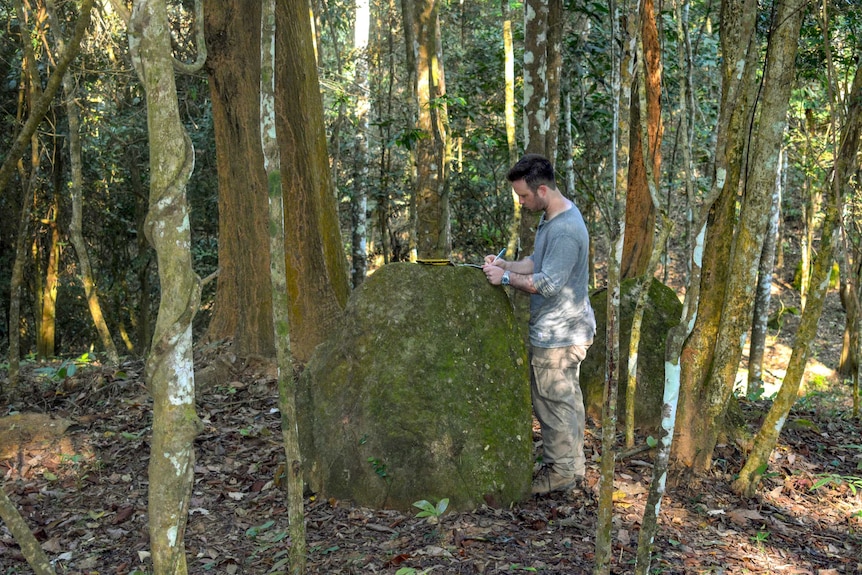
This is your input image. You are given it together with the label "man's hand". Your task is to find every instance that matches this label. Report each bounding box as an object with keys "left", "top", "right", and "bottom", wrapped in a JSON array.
[{"left": 482, "top": 262, "right": 505, "bottom": 285}]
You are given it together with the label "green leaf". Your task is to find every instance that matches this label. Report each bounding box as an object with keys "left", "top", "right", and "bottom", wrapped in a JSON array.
[{"left": 646, "top": 436, "right": 658, "bottom": 448}]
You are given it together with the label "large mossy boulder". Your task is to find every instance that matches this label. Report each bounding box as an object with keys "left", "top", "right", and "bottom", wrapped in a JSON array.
[
  {"left": 298, "top": 262, "right": 533, "bottom": 512},
  {"left": 580, "top": 278, "right": 683, "bottom": 430}
]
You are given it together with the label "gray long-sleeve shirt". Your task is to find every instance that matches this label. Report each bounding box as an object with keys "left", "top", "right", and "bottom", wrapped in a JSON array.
[{"left": 529, "top": 205, "right": 596, "bottom": 348}]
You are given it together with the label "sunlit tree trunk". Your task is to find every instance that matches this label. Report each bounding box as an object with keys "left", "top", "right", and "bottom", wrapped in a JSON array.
[
  {"left": 275, "top": 0, "right": 351, "bottom": 363},
  {"left": 37, "top": 196, "right": 60, "bottom": 360},
  {"left": 44, "top": 0, "right": 119, "bottom": 364},
  {"left": 732, "top": 45, "right": 862, "bottom": 498},
  {"left": 595, "top": 0, "right": 637, "bottom": 570},
  {"left": 128, "top": 0, "right": 204, "bottom": 571},
  {"left": 203, "top": 0, "right": 275, "bottom": 358},
  {"left": 681, "top": 0, "right": 806, "bottom": 474},
  {"left": 260, "top": 2, "right": 306, "bottom": 572},
  {"left": 672, "top": 0, "right": 758, "bottom": 473},
  {"left": 351, "top": 0, "right": 371, "bottom": 287},
  {"left": 413, "top": 0, "right": 450, "bottom": 258},
  {"left": 502, "top": 0, "right": 521, "bottom": 257},
  {"left": 747, "top": 152, "right": 783, "bottom": 397},
  {"left": 621, "top": 0, "right": 662, "bottom": 281}
]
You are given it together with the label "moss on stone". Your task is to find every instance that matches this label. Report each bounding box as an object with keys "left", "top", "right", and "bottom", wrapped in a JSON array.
[
  {"left": 580, "top": 277, "right": 683, "bottom": 431},
  {"left": 298, "top": 263, "right": 533, "bottom": 511}
]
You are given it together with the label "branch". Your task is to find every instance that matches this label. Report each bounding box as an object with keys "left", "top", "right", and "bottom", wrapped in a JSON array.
[
  {"left": 0, "top": 0, "right": 96, "bottom": 200},
  {"left": 172, "top": 0, "right": 207, "bottom": 74}
]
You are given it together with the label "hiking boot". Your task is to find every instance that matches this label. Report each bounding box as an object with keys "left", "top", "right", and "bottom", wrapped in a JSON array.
[{"left": 531, "top": 467, "right": 581, "bottom": 496}]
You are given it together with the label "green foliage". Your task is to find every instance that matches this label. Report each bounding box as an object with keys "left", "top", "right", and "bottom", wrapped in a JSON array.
[
  {"left": 810, "top": 473, "right": 862, "bottom": 495},
  {"left": 412, "top": 498, "right": 449, "bottom": 519}
]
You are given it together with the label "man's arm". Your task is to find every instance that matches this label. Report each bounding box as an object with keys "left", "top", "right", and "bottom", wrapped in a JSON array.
[{"left": 482, "top": 256, "right": 537, "bottom": 293}]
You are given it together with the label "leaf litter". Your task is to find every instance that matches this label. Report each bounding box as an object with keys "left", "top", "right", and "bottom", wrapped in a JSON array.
[{"left": 0, "top": 290, "right": 860, "bottom": 574}]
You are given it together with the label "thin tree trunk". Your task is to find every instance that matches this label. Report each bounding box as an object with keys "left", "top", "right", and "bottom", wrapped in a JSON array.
[
  {"left": 732, "top": 52, "right": 862, "bottom": 498},
  {"left": 351, "top": 0, "right": 371, "bottom": 287},
  {"left": 747, "top": 151, "right": 783, "bottom": 397},
  {"left": 37, "top": 197, "right": 60, "bottom": 360},
  {"left": 0, "top": 483, "right": 56, "bottom": 575},
  {"left": 502, "top": 0, "right": 520, "bottom": 258},
  {"left": 46, "top": 0, "right": 118, "bottom": 364},
  {"left": 260, "top": 2, "right": 306, "bottom": 571},
  {"left": 0, "top": 0, "right": 95, "bottom": 200},
  {"left": 414, "top": 0, "right": 450, "bottom": 258},
  {"left": 129, "top": 0, "right": 204, "bottom": 571},
  {"left": 595, "top": 0, "right": 638, "bottom": 569}
]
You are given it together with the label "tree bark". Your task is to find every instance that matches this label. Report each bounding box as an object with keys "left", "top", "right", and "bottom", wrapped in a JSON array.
[
  {"left": 203, "top": 0, "right": 275, "bottom": 358},
  {"left": 260, "top": 2, "right": 306, "bottom": 571},
  {"left": 672, "top": 0, "right": 759, "bottom": 473},
  {"left": 413, "top": 0, "right": 450, "bottom": 258},
  {"left": 0, "top": 483, "right": 56, "bottom": 575},
  {"left": 128, "top": 0, "right": 204, "bottom": 571},
  {"left": 681, "top": 0, "right": 807, "bottom": 474},
  {"left": 747, "top": 152, "right": 783, "bottom": 396},
  {"left": 351, "top": 0, "right": 371, "bottom": 287},
  {"left": 732, "top": 52, "right": 862, "bottom": 497},
  {"left": 621, "top": 0, "right": 662, "bottom": 280},
  {"left": 275, "top": 0, "right": 351, "bottom": 364}
]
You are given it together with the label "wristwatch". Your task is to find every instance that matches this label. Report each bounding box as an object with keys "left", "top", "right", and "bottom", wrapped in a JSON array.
[{"left": 501, "top": 270, "right": 511, "bottom": 286}]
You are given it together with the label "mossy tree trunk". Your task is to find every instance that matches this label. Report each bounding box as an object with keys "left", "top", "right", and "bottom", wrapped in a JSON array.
[
  {"left": 260, "top": 2, "right": 306, "bottom": 571},
  {"left": 682, "top": 0, "right": 806, "bottom": 474},
  {"left": 672, "top": 0, "right": 759, "bottom": 473},
  {"left": 128, "top": 0, "right": 205, "bottom": 572},
  {"left": 274, "top": 0, "right": 350, "bottom": 364},
  {"left": 202, "top": 0, "right": 275, "bottom": 358},
  {"left": 0, "top": 483, "right": 56, "bottom": 575},
  {"left": 732, "top": 55, "right": 862, "bottom": 497}
]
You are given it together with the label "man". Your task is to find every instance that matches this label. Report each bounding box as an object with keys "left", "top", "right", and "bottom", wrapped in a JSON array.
[{"left": 482, "top": 154, "right": 595, "bottom": 495}]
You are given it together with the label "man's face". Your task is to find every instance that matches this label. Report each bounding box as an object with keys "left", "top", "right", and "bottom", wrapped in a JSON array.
[{"left": 512, "top": 179, "right": 547, "bottom": 213}]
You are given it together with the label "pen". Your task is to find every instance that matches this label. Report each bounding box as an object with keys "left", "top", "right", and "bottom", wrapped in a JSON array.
[{"left": 494, "top": 248, "right": 506, "bottom": 263}]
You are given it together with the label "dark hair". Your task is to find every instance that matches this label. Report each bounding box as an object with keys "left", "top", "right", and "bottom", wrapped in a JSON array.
[{"left": 506, "top": 154, "right": 556, "bottom": 192}]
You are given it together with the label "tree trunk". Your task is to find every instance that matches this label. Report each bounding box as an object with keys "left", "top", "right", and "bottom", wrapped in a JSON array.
[
  {"left": 0, "top": 483, "right": 56, "bottom": 575},
  {"left": 351, "top": 0, "right": 371, "bottom": 287},
  {"left": 672, "top": 0, "right": 759, "bottom": 473},
  {"left": 203, "top": 0, "right": 275, "bottom": 358},
  {"left": 128, "top": 0, "right": 204, "bottom": 571},
  {"left": 621, "top": 0, "right": 662, "bottom": 281},
  {"left": 681, "top": 0, "right": 806, "bottom": 474},
  {"left": 502, "top": 0, "right": 521, "bottom": 258},
  {"left": 733, "top": 53, "right": 862, "bottom": 497},
  {"left": 519, "top": 0, "right": 553, "bottom": 256},
  {"left": 45, "top": 0, "right": 119, "bottom": 365},
  {"left": 414, "top": 0, "right": 450, "bottom": 258},
  {"left": 37, "top": 197, "right": 60, "bottom": 360},
  {"left": 275, "top": 0, "right": 351, "bottom": 364},
  {"left": 595, "top": 0, "right": 638, "bottom": 570},
  {"left": 747, "top": 152, "right": 783, "bottom": 397},
  {"left": 260, "top": 2, "right": 306, "bottom": 571}
]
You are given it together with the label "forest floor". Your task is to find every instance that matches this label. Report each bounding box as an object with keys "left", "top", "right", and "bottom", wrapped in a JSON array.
[{"left": 1, "top": 281, "right": 861, "bottom": 575}]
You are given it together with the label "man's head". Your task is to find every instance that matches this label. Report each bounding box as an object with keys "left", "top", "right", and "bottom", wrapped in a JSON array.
[
  {"left": 507, "top": 154, "right": 558, "bottom": 213},
  {"left": 506, "top": 154, "right": 557, "bottom": 193}
]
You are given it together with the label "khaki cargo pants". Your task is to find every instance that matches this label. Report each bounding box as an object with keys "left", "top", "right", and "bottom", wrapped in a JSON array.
[{"left": 530, "top": 343, "right": 592, "bottom": 479}]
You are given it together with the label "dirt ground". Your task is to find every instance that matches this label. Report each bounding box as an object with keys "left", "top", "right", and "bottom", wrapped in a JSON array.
[{"left": 1, "top": 285, "right": 860, "bottom": 575}]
